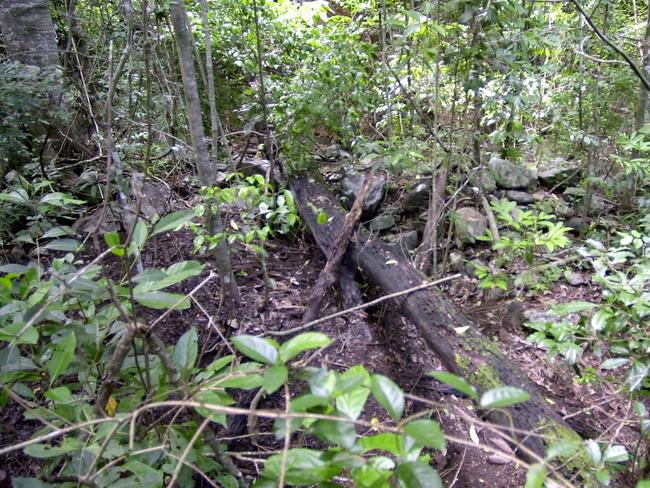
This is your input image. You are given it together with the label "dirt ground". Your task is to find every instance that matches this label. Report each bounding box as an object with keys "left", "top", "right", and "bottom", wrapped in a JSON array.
[{"left": 0, "top": 176, "right": 644, "bottom": 488}]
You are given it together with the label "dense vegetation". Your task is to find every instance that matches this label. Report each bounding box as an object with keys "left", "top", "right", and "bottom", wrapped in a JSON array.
[{"left": 0, "top": 0, "right": 649, "bottom": 486}]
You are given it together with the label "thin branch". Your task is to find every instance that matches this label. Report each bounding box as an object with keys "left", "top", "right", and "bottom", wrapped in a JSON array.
[{"left": 571, "top": 0, "right": 650, "bottom": 91}]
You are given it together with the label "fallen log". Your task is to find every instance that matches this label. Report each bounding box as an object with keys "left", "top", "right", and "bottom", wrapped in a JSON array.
[{"left": 289, "top": 175, "right": 581, "bottom": 461}]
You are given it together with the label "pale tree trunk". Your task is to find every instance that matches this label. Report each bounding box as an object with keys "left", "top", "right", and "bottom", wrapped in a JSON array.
[
  {"left": 0, "top": 0, "right": 66, "bottom": 170},
  {"left": 622, "top": 2, "right": 650, "bottom": 210},
  {"left": 0, "top": 0, "right": 60, "bottom": 70},
  {"left": 169, "top": 0, "right": 240, "bottom": 306}
]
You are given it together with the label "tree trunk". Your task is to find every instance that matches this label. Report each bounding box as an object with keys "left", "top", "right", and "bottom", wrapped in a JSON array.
[
  {"left": 0, "top": 0, "right": 60, "bottom": 70},
  {"left": 168, "top": 0, "right": 240, "bottom": 305},
  {"left": 289, "top": 175, "right": 581, "bottom": 461}
]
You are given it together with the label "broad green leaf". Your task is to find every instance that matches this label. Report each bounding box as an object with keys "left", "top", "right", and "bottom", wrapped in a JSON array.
[
  {"left": 263, "top": 449, "right": 340, "bottom": 485},
  {"left": 43, "top": 239, "right": 81, "bottom": 252},
  {"left": 628, "top": 361, "right": 650, "bottom": 391},
  {"left": 206, "top": 355, "right": 234, "bottom": 372},
  {"left": 427, "top": 371, "right": 479, "bottom": 400},
  {"left": 130, "top": 220, "right": 149, "bottom": 252},
  {"left": 637, "top": 481, "right": 650, "bottom": 488},
  {"left": 479, "top": 387, "right": 530, "bottom": 408},
  {"left": 359, "top": 433, "right": 403, "bottom": 455},
  {"left": 232, "top": 335, "right": 278, "bottom": 365},
  {"left": 552, "top": 301, "right": 596, "bottom": 314},
  {"left": 194, "top": 390, "right": 232, "bottom": 425},
  {"left": 263, "top": 365, "right": 288, "bottom": 393},
  {"left": 279, "top": 332, "right": 331, "bottom": 362},
  {"left": 312, "top": 417, "right": 356, "bottom": 449},
  {"left": 395, "top": 461, "right": 443, "bottom": 488},
  {"left": 603, "top": 444, "right": 628, "bottom": 463},
  {"left": 317, "top": 210, "right": 328, "bottom": 225},
  {"left": 370, "top": 374, "right": 404, "bottom": 421},
  {"left": 584, "top": 440, "right": 602, "bottom": 465},
  {"left": 546, "top": 441, "right": 580, "bottom": 460},
  {"left": 403, "top": 419, "right": 446, "bottom": 450},
  {"left": 133, "top": 291, "right": 190, "bottom": 310},
  {"left": 24, "top": 444, "right": 68, "bottom": 458},
  {"left": 0, "top": 322, "right": 38, "bottom": 344},
  {"left": 173, "top": 328, "right": 198, "bottom": 376},
  {"left": 336, "top": 386, "right": 370, "bottom": 420},
  {"left": 133, "top": 261, "right": 204, "bottom": 293},
  {"left": 47, "top": 332, "right": 76, "bottom": 384},
  {"left": 12, "top": 478, "right": 56, "bottom": 488},
  {"left": 600, "top": 358, "right": 629, "bottom": 370},
  {"left": 152, "top": 210, "right": 195, "bottom": 235},
  {"left": 0, "top": 189, "right": 29, "bottom": 205},
  {"left": 590, "top": 310, "right": 610, "bottom": 332},
  {"left": 524, "top": 463, "right": 547, "bottom": 488},
  {"left": 104, "top": 231, "right": 120, "bottom": 248},
  {"left": 41, "top": 226, "right": 73, "bottom": 239}
]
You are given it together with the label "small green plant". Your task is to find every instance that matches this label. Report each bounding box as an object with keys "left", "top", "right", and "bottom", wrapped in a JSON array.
[{"left": 476, "top": 199, "right": 572, "bottom": 291}]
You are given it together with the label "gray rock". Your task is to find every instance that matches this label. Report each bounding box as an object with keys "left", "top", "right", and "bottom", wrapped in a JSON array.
[
  {"left": 538, "top": 158, "right": 581, "bottom": 188},
  {"left": 562, "top": 186, "right": 584, "bottom": 200},
  {"left": 505, "top": 190, "right": 535, "bottom": 204},
  {"left": 565, "top": 217, "right": 589, "bottom": 233},
  {"left": 454, "top": 207, "right": 488, "bottom": 243},
  {"left": 368, "top": 213, "right": 396, "bottom": 232},
  {"left": 588, "top": 195, "right": 606, "bottom": 216},
  {"left": 402, "top": 182, "right": 430, "bottom": 212},
  {"left": 524, "top": 308, "right": 580, "bottom": 326},
  {"left": 565, "top": 271, "right": 587, "bottom": 286},
  {"left": 449, "top": 251, "right": 465, "bottom": 272},
  {"left": 399, "top": 230, "right": 420, "bottom": 251},
  {"left": 469, "top": 169, "right": 497, "bottom": 193},
  {"left": 340, "top": 173, "right": 386, "bottom": 219},
  {"left": 487, "top": 157, "right": 537, "bottom": 190}
]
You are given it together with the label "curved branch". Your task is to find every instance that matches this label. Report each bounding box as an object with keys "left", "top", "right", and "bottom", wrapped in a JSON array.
[{"left": 571, "top": 0, "right": 650, "bottom": 91}]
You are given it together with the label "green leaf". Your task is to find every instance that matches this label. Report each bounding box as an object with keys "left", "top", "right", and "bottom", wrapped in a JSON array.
[
  {"left": 47, "top": 332, "right": 76, "bottom": 384},
  {"left": 336, "top": 386, "right": 370, "bottom": 420},
  {"left": 600, "top": 358, "right": 629, "bottom": 370},
  {"left": 41, "top": 226, "right": 73, "bottom": 239},
  {"left": 312, "top": 417, "right": 357, "bottom": 449},
  {"left": 427, "top": 371, "right": 479, "bottom": 401},
  {"left": 395, "top": 461, "right": 443, "bottom": 488},
  {"left": 133, "top": 261, "right": 204, "bottom": 293},
  {"left": 546, "top": 441, "right": 580, "bottom": 460},
  {"left": 24, "top": 444, "right": 68, "bottom": 458},
  {"left": 104, "top": 231, "right": 120, "bottom": 248},
  {"left": 359, "top": 433, "right": 403, "bottom": 455},
  {"left": 603, "top": 444, "right": 628, "bottom": 463},
  {"left": 130, "top": 220, "right": 149, "bottom": 252},
  {"left": 317, "top": 210, "right": 328, "bottom": 225},
  {"left": 480, "top": 387, "right": 530, "bottom": 408},
  {"left": 43, "top": 239, "right": 81, "bottom": 252},
  {"left": 279, "top": 332, "right": 331, "bottom": 363},
  {"left": 370, "top": 374, "right": 404, "bottom": 421},
  {"left": 12, "top": 478, "right": 56, "bottom": 488},
  {"left": 637, "top": 481, "right": 650, "bottom": 488},
  {"left": 232, "top": 335, "right": 278, "bottom": 365},
  {"left": 524, "top": 463, "right": 547, "bottom": 488},
  {"left": 152, "top": 210, "right": 195, "bottom": 235},
  {"left": 263, "top": 365, "right": 288, "bottom": 393},
  {"left": 173, "top": 328, "right": 198, "bottom": 377},
  {"left": 403, "top": 419, "right": 446, "bottom": 450},
  {"left": 263, "top": 449, "right": 339, "bottom": 485},
  {"left": 0, "top": 322, "right": 39, "bottom": 344},
  {"left": 0, "top": 189, "right": 29, "bottom": 205},
  {"left": 584, "top": 440, "right": 602, "bottom": 465},
  {"left": 133, "top": 291, "right": 190, "bottom": 310},
  {"left": 552, "top": 301, "right": 596, "bottom": 314}
]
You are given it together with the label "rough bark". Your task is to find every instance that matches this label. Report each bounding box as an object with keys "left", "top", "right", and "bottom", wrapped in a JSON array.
[
  {"left": 169, "top": 0, "right": 240, "bottom": 305},
  {"left": 290, "top": 175, "right": 581, "bottom": 460},
  {"left": 302, "top": 173, "right": 371, "bottom": 324},
  {"left": 0, "top": 0, "right": 60, "bottom": 70}
]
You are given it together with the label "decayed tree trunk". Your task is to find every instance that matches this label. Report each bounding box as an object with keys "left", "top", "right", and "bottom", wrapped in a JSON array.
[
  {"left": 289, "top": 175, "right": 581, "bottom": 460},
  {"left": 169, "top": 0, "right": 240, "bottom": 305}
]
